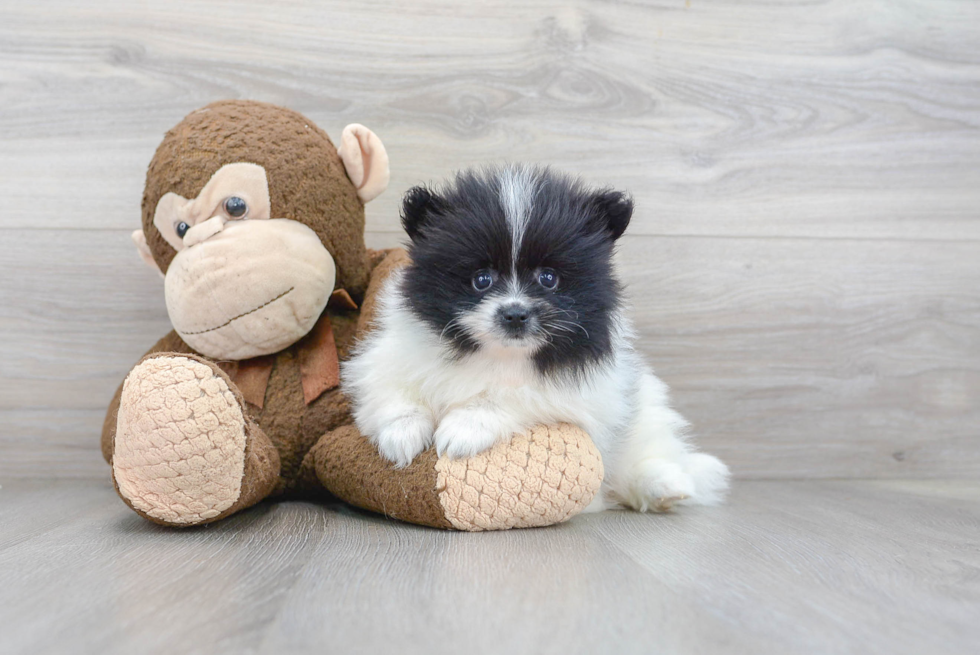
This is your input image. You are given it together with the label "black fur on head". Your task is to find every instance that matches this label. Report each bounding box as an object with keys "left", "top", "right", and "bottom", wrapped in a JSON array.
[{"left": 399, "top": 165, "right": 632, "bottom": 376}]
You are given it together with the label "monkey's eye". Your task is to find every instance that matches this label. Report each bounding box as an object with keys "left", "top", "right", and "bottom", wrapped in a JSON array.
[
  {"left": 472, "top": 270, "right": 494, "bottom": 292},
  {"left": 224, "top": 196, "right": 247, "bottom": 218},
  {"left": 538, "top": 268, "right": 559, "bottom": 290},
  {"left": 175, "top": 221, "right": 190, "bottom": 238}
]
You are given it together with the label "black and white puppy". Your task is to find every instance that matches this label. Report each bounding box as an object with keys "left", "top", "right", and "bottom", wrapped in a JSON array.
[{"left": 343, "top": 165, "right": 729, "bottom": 511}]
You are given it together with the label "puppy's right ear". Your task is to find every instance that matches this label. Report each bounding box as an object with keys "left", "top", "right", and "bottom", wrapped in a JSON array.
[
  {"left": 588, "top": 190, "right": 633, "bottom": 240},
  {"left": 401, "top": 185, "right": 442, "bottom": 241}
]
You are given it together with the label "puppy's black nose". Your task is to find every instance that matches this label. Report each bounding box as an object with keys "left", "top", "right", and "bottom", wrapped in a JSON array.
[
  {"left": 501, "top": 304, "right": 530, "bottom": 324},
  {"left": 497, "top": 303, "right": 533, "bottom": 336}
]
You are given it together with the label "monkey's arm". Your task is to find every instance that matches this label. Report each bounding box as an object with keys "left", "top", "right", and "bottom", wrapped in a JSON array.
[
  {"left": 101, "top": 331, "right": 197, "bottom": 463},
  {"left": 357, "top": 247, "right": 411, "bottom": 335}
]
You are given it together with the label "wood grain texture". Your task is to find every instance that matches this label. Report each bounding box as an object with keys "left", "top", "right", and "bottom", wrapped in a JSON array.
[
  {"left": 1, "top": 479, "right": 977, "bottom": 655},
  {"left": 1, "top": 0, "right": 979, "bottom": 239},
  {"left": 1, "top": 0, "right": 979, "bottom": 479}
]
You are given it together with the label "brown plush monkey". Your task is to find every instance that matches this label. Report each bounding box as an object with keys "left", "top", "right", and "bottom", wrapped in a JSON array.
[{"left": 102, "top": 100, "right": 603, "bottom": 531}]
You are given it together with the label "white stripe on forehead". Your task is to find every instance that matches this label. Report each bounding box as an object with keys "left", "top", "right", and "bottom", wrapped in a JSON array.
[{"left": 498, "top": 165, "right": 537, "bottom": 268}]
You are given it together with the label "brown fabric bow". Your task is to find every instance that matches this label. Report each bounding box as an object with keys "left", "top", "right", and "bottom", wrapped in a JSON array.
[{"left": 217, "top": 289, "right": 357, "bottom": 408}]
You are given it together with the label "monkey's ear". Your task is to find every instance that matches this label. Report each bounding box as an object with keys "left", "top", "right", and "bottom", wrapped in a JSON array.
[
  {"left": 132, "top": 229, "right": 163, "bottom": 278},
  {"left": 338, "top": 124, "right": 390, "bottom": 203},
  {"left": 589, "top": 190, "right": 633, "bottom": 240},
  {"left": 401, "top": 185, "right": 443, "bottom": 242}
]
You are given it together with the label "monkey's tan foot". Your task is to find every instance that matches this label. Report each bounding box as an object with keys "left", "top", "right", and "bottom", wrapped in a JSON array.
[
  {"left": 112, "top": 353, "right": 279, "bottom": 527},
  {"left": 307, "top": 422, "right": 604, "bottom": 531}
]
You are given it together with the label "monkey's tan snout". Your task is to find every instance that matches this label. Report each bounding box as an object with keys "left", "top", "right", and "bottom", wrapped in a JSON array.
[{"left": 164, "top": 219, "right": 337, "bottom": 360}]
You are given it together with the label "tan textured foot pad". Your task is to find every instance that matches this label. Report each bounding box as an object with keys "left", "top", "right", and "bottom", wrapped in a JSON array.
[
  {"left": 113, "top": 355, "right": 247, "bottom": 526},
  {"left": 435, "top": 423, "right": 604, "bottom": 531}
]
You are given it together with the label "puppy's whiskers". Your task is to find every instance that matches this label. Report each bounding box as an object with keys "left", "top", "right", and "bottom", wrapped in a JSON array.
[
  {"left": 440, "top": 315, "right": 465, "bottom": 341},
  {"left": 556, "top": 307, "right": 589, "bottom": 339},
  {"left": 540, "top": 307, "right": 590, "bottom": 340}
]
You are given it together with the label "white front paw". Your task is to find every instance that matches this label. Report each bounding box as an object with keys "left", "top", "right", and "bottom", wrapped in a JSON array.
[
  {"left": 372, "top": 413, "right": 435, "bottom": 468},
  {"left": 434, "top": 409, "right": 507, "bottom": 460}
]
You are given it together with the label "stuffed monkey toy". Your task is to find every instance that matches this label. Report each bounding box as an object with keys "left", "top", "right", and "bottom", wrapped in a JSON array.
[{"left": 102, "top": 100, "right": 603, "bottom": 531}]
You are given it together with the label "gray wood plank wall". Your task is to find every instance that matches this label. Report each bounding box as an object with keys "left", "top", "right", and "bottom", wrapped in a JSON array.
[{"left": 1, "top": 0, "right": 978, "bottom": 480}]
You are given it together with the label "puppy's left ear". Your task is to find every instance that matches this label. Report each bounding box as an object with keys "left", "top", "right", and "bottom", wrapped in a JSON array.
[{"left": 589, "top": 190, "right": 633, "bottom": 240}]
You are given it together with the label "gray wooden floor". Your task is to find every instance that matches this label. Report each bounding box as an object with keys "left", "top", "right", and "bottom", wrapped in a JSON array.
[
  {"left": 2, "top": 1, "right": 979, "bottom": 653},
  {"left": 1, "top": 479, "right": 978, "bottom": 655}
]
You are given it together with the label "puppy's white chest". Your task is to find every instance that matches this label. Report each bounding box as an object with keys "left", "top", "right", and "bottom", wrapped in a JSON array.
[
  {"left": 432, "top": 351, "right": 547, "bottom": 413},
  {"left": 498, "top": 368, "right": 531, "bottom": 388},
  {"left": 467, "top": 348, "right": 536, "bottom": 388}
]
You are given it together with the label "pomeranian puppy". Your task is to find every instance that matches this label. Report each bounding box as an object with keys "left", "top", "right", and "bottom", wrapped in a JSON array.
[{"left": 343, "top": 165, "right": 729, "bottom": 511}]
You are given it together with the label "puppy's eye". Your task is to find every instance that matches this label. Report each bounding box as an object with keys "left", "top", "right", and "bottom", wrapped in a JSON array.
[
  {"left": 538, "top": 268, "right": 559, "bottom": 290},
  {"left": 175, "top": 221, "right": 190, "bottom": 238},
  {"left": 472, "top": 270, "right": 494, "bottom": 292},
  {"left": 224, "top": 196, "right": 247, "bottom": 218}
]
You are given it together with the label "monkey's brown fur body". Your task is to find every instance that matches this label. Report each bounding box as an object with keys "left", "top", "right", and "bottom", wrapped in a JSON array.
[{"left": 102, "top": 100, "right": 603, "bottom": 530}]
